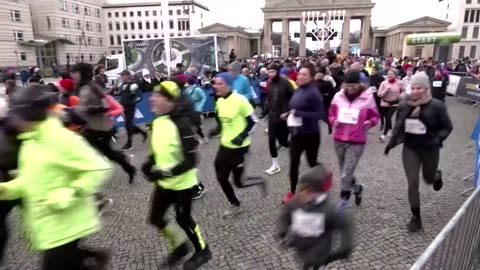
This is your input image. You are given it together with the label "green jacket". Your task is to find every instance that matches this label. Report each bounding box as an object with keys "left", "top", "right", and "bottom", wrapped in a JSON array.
[{"left": 0, "top": 117, "right": 112, "bottom": 250}]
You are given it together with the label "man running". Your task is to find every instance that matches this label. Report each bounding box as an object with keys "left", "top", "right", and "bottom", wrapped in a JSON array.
[{"left": 142, "top": 81, "right": 211, "bottom": 270}]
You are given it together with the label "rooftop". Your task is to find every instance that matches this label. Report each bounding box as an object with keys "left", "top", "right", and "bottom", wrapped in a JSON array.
[{"left": 102, "top": 1, "right": 209, "bottom": 11}]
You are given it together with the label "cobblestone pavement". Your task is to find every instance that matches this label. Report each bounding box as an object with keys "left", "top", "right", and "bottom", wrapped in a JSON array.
[{"left": 4, "top": 97, "right": 477, "bottom": 270}]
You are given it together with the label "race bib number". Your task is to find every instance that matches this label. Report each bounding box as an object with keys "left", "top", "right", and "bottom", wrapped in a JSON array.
[
  {"left": 337, "top": 108, "right": 360, "bottom": 124},
  {"left": 287, "top": 114, "right": 303, "bottom": 127},
  {"left": 259, "top": 81, "right": 267, "bottom": 88},
  {"left": 433, "top": 81, "right": 442, "bottom": 87},
  {"left": 291, "top": 209, "right": 325, "bottom": 238},
  {"left": 405, "top": 118, "right": 427, "bottom": 134}
]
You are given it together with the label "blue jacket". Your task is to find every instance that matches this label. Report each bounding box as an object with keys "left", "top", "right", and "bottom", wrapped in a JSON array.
[
  {"left": 288, "top": 82, "right": 325, "bottom": 135},
  {"left": 232, "top": 74, "right": 252, "bottom": 100},
  {"left": 185, "top": 85, "right": 206, "bottom": 112}
]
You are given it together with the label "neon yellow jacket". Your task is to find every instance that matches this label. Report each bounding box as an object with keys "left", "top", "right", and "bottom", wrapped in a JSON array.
[{"left": 0, "top": 118, "right": 112, "bottom": 250}]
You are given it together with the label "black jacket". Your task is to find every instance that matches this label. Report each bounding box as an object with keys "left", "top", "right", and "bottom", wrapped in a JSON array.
[
  {"left": 138, "top": 79, "right": 154, "bottom": 92},
  {"left": 118, "top": 81, "right": 142, "bottom": 108},
  {"left": 265, "top": 76, "right": 293, "bottom": 121},
  {"left": 369, "top": 74, "right": 384, "bottom": 90},
  {"left": 0, "top": 118, "right": 21, "bottom": 182},
  {"left": 387, "top": 99, "right": 453, "bottom": 150},
  {"left": 431, "top": 77, "right": 448, "bottom": 102}
]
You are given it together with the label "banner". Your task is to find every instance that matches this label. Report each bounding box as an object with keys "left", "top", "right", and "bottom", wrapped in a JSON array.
[
  {"left": 472, "top": 115, "right": 480, "bottom": 189},
  {"left": 446, "top": 75, "right": 461, "bottom": 96},
  {"left": 455, "top": 77, "right": 480, "bottom": 103},
  {"left": 113, "top": 93, "right": 154, "bottom": 128},
  {"left": 122, "top": 35, "right": 219, "bottom": 77},
  {"left": 405, "top": 32, "right": 461, "bottom": 45}
]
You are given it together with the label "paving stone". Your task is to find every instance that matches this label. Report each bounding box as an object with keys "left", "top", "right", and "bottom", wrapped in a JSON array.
[{"left": 3, "top": 97, "right": 476, "bottom": 269}]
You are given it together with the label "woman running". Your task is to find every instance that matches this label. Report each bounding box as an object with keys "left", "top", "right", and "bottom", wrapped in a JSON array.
[
  {"left": 377, "top": 69, "right": 405, "bottom": 142},
  {"left": 385, "top": 72, "right": 452, "bottom": 232}
]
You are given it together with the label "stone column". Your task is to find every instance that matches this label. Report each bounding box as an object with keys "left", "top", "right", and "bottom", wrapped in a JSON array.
[
  {"left": 234, "top": 35, "right": 238, "bottom": 56},
  {"left": 299, "top": 20, "right": 307, "bottom": 57},
  {"left": 263, "top": 19, "right": 272, "bottom": 54},
  {"left": 281, "top": 19, "right": 289, "bottom": 57},
  {"left": 257, "top": 38, "right": 261, "bottom": 56},
  {"left": 341, "top": 15, "right": 351, "bottom": 56},
  {"left": 360, "top": 15, "right": 371, "bottom": 50}
]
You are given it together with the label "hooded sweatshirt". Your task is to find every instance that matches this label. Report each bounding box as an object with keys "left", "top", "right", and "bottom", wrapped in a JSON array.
[{"left": 267, "top": 65, "right": 293, "bottom": 122}]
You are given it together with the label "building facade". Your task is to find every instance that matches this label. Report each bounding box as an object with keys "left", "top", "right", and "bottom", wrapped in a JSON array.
[
  {"left": 440, "top": 0, "right": 480, "bottom": 59},
  {"left": 0, "top": 0, "right": 37, "bottom": 68},
  {"left": 102, "top": 1, "right": 209, "bottom": 55}
]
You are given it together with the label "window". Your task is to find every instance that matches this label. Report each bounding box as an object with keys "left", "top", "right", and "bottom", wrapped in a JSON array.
[
  {"left": 153, "top": 10, "right": 157, "bottom": 16},
  {"left": 130, "top": 22, "right": 135, "bottom": 30},
  {"left": 153, "top": 21, "right": 158, "bottom": 29},
  {"left": 130, "top": 11, "right": 134, "bottom": 17},
  {"left": 170, "top": 33, "right": 174, "bottom": 37},
  {"left": 477, "top": 9, "right": 480, "bottom": 22},
  {"left": 66, "top": 53, "right": 71, "bottom": 61},
  {"left": 60, "top": 1, "right": 67, "bottom": 11},
  {"left": 75, "top": 20, "right": 81, "bottom": 29},
  {"left": 76, "top": 35, "right": 82, "bottom": 44},
  {"left": 111, "top": 50, "right": 115, "bottom": 55},
  {"left": 145, "top": 11, "right": 149, "bottom": 16},
  {"left": 72, "top": 3, "right": 79, "bottom": 13},
  {"left": 178, "top": 21, "right": 182, "bottom": 31},
  {"left": 89, "top": 54, "right": 94, "bottom": 62},
  {"left": 47, "top": 17, "right": 51, "bottom": 30},
  {"left": 467, "top": 0, "right": 472, "bottom": 3},
  {"left": 470, "top": 45, "right": 477, "bottom": 58},
  {"left": 109, "top": 35, "right": 114, "bottom": 45},
  {"left": 169, "top": 20, "right": 174, "bottom": 29},
  {"left": 84, "top": 7, "right": 90, "bottom": 16},
  {"left": 11, "top": 10, "right": 21, "bottom": 22},
  {"left": 80, "top": 54, "right": 84, "bottom": 61},
  {"left": 137, "top": 11, "right": 141, "bottom": 16},
  {"left": 115, "top": 12, "right": 119, "bottom": 17},
  {"left": 177, "top": 9, "right": 181, "bottom": 15},
  {"left": 95, "top": 9, "right": 101, "bottom": 18},
  {"left": 178, "top": 20, "right": 189, "bottom": 31},
  {"left": 459, "top": 45, "right": 465, "bottom": 58},
  {"left": 178, "top": 33, "right": 182, "bottom": 37},
  {"left": 108, "top": 12, "right": 112, "bottom": 18},
  {"left": 201, "top": 13, "right": 203, "bottom": 19},
  {"left": 86, "top": 22, "right": 92, "bottom": 31},
  {"left": 97, "top": 23, "right": 102, "bottom": 32},
  {"left": 124, "top": 34, "right": 128, "bottom": 40},
  {"left": 63, "top": 34, "right": 71, "bottom": 40},
  {"left": 62, "top": 18, "right": 69, "bottom": 28},
  {"left": 139, "top": 34, "right": 143, "bottom": 39},
  {"left": 122, "top": 12, "right": 126, "bottom": 17},
  {"left": 470, "top": 10, "right": 476, "bottom": 22},
  {"left": 108, "top": 22, "right": 113, "bottom": 31},
  {"left": 87, "top": 37, "right": 93, "bottom": 45},
  {"left": 116, "top": 22, "right": 120, "bottom": 30},
  {"left": 146, "top": 21, "right": 150, "bottom": 30},
  {"left": 146, "top": 34, "right": 150, "bottom": 38},
  {"left": 98, "top": 38, "right": 103, "bottom": 46},
  {"left": 13, "top": 30, "right": 23, "bottom": 41},
  {"left": 131, "top": 34, "right": 136, "bottom": 39},
  {"left": 462, "top": 26, "right": 468, "bottom": 38},
  {"left": 20, "top": 52, "right": 27, "bottom": 61},
  {"left": 473, "top": 26, "right": 479, "bottom": 39},
  {"left": 123, "top": 22, "right": 128, "bottom": 30},
  {"left": 465, "top": 10, "right": 470, "bottom": 23},
  {"left": 117, "top": 35, "right": 121, "bottom": 45},
  {"left": 169, "top": 10, "right": 173, "bottom": 16},
  {"left": 138, "top": 21, "right": 143, "bottom": 30},
  {"left": 154, "top": 33, "right": 158, "bottom": 38}
]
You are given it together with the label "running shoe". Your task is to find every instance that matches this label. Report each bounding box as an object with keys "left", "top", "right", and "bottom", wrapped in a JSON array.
[
  {"left": 379, "top": 135, "right": 387, "bottom": 143},
  {"left": 163, "top": 243, "right": 189, "bottom": 266},
  {"left": 352, "top": 184, "right": 363, "bottom": 206},
  {"left": 222, "top": 205, "right": 242, "bottom": 219},
  {"left": 97, "top": 198, "right": 113, "bottom": 216},
  {"left": 433, "top": 170, "right": 443, "bottom": 191},
  {"left": 336, "top": 199, "right": 350, "bottom": 212},
  {"left": 265, "top": 166, "right": 281, "bottom": 175},
  {"left": 183, "top": 245, "right": 212, "bottom": 270},
  {"left": 281, "top": 192, "right": 294, "bottom": 204},
  {"left": 193, "top": 187, "right": 207, "bottom": 200},
  {"left": 407, "top": 215, "right": 423, "bottom": 232}
]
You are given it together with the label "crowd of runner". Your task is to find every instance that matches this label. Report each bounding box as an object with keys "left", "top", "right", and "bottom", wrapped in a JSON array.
[{"left": 0, "top": 50, "right": 453, "bottom": 270}]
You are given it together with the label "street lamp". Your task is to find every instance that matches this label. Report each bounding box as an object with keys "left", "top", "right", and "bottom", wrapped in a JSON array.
[{"left": 301, "top": 9, "right": 346, "bottom": 51}]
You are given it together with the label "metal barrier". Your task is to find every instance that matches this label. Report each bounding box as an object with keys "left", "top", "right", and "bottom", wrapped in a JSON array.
[
  {"left": 447, "top": 71, "right": 470, "bottom": 77},
  {"left": 410, "top": 187, "right": 480, "bottom": 270}
]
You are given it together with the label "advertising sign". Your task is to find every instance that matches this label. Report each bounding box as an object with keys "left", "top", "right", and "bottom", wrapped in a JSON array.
[
  {"left": 405, "top": 32, "right": 461, "bottom": 45},
  {"left": 446, "top": 75, "right": 461, "bottom": 96},
  {"left": 455, "top": 77, "right": 480, "bottom": 103},
  {"left": 122, "top": 35, "right": 219, "bottom": 76}
]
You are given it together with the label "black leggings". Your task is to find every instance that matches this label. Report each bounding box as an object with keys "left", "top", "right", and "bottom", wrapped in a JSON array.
[
  {"left": 268, "top": 120, "right": 289, "bottom": 158},
  {"left": 380, "top": 106, "right": 397, "bottom": 135},
  {"left": 214, "top": 145, "right": 264, "bottom": 205},
  {"left": 83, "top": 129, "right": 133, "bottom": 176},
  {"left": 124, "top": 107, "right": 145, "bottom": 144},
  {"left": 374, "top": 94, "right": 384, "bottom": 126},
  {"left": 289, "top": 133, "right": 320, "bottom": 193},
  {"left": 0, "top": 200, "right": 16, "bottom": 264},
  {"left": 42, "top": 239, "right": 106, "bottom": 270},
  {"left": 149, "top": 186, "right": 204, "bottom": 252}
]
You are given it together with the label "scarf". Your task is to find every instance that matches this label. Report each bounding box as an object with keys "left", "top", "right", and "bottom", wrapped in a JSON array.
[{"left": 407, "top": 90, "right": 432, "bottom": 117}]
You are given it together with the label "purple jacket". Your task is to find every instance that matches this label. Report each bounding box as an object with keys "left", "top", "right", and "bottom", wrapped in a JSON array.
[{"left": 288, "top": 82, "right": 325, "bottom": 134}]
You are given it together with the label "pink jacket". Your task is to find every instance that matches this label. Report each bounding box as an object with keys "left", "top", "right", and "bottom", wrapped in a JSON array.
[
  {"left": 328, "top": 90, "right": 379, "bottom": 144},
  {"left": 377, "top": 79, "right": 405, "bottom": 107}
]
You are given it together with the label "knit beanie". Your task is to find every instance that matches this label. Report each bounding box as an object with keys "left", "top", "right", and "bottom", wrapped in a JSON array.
[
  {"left": 153, "top": 81, "right": 181, "bottom": 100},
  {"left": 280, "top": 67, "right": 289, "bottom": 76},
  {"left": 9, "top": 85, "right": 54, "bottom": 122},
  {"left": 229, "top": 61, "right": 242, "bottom": 73},
  {"left": 215, "top": 72, "right": 233, "bottom": 88},
  {"left": 344, "top": 71, "right": 361, "bottom": 84},
  {"left": 410, "top": 72, "right": 430, "bottom": 90},
  {"left": 58, "top": 78, "right": 74, "bottom": 92}
]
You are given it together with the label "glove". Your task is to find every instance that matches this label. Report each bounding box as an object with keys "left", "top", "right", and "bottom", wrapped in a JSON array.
[
  {"left": 231, "top": 134, "right": 246, "bottom": 146},
  {"left": 141, "top": 161, "right": 169, "bottom": 182}
]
